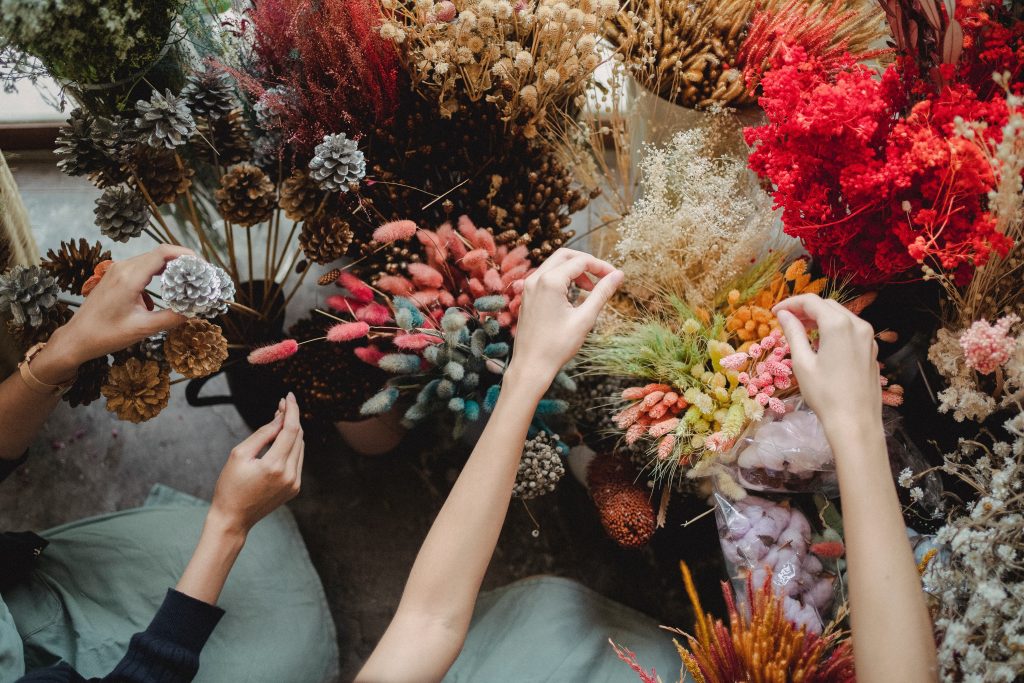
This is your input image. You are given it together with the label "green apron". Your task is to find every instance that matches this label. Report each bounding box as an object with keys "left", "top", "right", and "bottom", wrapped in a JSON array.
[
  {"left": 0, "top": 485, "right": 338, "bottom": 683},
  {"left": 444, "top": 576, "right": 688, "bottom": 683}
]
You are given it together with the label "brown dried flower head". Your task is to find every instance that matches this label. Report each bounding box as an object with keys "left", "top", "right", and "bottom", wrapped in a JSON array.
[
  {"left": 279, "top": 170, "right": 322, "bottom": 221},
  {"left": 101, "top": 357, "right": 170, "bottom": 423},
  {"left": 216, "top": 163, "right": 276, "bottom": 227},
  {"left": 128, "top": 145, "right": 194, "bottom": 205},
  {"left": 165, "top": 319, "right": 229, "bottom": 379}
]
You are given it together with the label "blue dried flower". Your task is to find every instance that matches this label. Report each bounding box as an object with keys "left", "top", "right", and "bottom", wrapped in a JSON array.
[
  {"left": 535, "top": 399, "right": 569, "bottom": 415},
  {"left": 484, "top": 318, "right": 500, "bottom": 337},
  {"left": 471, "top": 329, "right": 487, "bottom": 357},
  {"left": 416, "top": 378, "right": 440, "bottom": 404},
  {"left": 474, "top": 295, "right": 508, "bottom": 312},
  {"left": 441, "top": 308, "right": 467, "bottom": 333},
  {"left": 448, "top": 397, "right": 465, "bottom": 413},
  {"left": 378, "top": 353, "right": 421, "bottom": 374},
  {"left": 464, "top": 399, "right": 481, "bottom": 421},
  {"left": 445, "top": 361, "right": 465, "bottom": 381},
  {"left": 360, "top": 386, "right": 399, "bottom": 416},
  {"left": 483, "top": 342, "right": 509, "bottom": 358},
  {"left": 484, "top": 384, "right": 501, "bottom": 412},
  {"left": 437, "top": 379, "right": 456, "bottom": 399}
]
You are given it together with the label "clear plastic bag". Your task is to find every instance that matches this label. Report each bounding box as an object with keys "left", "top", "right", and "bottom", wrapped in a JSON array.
[{"left": 714, "top": 492, "right": 837, "bottom": 634}]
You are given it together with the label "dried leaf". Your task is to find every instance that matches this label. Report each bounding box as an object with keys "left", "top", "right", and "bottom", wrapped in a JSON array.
[
  {"left": 942, "top": 18, "right": 964, "bottom": 66},
  {"left": 918, "top": 0, "right": 942, "bottom": 30}
]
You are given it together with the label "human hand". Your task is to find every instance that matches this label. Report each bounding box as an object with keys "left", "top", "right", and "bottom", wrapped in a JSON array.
[
  {"left": 208, "top": 393, "right": 304, "bottom": 536},
  {"left": 773, "top": 294, "right": 882, "bottom": 435},
  {"left": 507, "top": 248, "right": 623, "bottom": 390},
  {"left": 42, "top": 245, "right": 194, "bottom": 380}
]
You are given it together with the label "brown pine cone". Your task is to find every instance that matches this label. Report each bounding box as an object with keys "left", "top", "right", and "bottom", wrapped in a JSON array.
[
  {"left": 128, "top": 145, "right": 194, "bottom": 205},
  {"left": 196, "top": 109, "right": 252, "bottom": 165},
  {"left": 6, "top": 301, "right": 73, "bottom": 350},
  {"left": 164, "top": 319, "right": 229, "bottom": 379},
  {"left": 216, "top": 163, "right": 275, "bottom": 227},
  {"left": 64, "top": 355, "right": 111, "bottom": 407},
  {"left": 101, "top": 357, "right": 170, "bottom": 423},
  {"left": 40, "top": 239, "right": 112, "bottom": 294},
  {"left": 279, "top": 170, "right": 321, "bottom": 221},
  {"left": 299, "top": 214, "right": 353, "bottom": 264}
]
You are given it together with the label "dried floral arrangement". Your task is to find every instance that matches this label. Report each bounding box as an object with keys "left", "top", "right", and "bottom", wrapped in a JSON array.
[
  {"left": 0, "top": 251, "right": 235, "bottom": 422},
  {"left": 603, "top": 0, "right": 886, "bottom": 109},
  {"left": 745, "top": 0, "right": 1023, "bottom": 286},
  {"left": 612, "top": 562, "right": 855, "bottom": 683}
]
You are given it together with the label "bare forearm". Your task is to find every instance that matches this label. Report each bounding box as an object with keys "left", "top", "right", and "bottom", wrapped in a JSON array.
[
  {"left": 175, "top": 513, "right": 247, "bottom": 606},
  {"left": 829, "top": 417, "right": 938, "bottom": 683}
]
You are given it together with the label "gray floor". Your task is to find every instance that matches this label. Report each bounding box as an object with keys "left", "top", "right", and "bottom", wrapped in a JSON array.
[{"left": 1, "top": 151, "right": 721, "bottom": 680}]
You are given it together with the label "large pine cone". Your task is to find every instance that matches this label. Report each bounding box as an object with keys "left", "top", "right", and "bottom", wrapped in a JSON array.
[
  {"left": 41, "top": 239, "right": 112, "bottom": 294},
  {"left": 54, "top": 109, "right": 128, "bottom": 188},
  {"left": 279, "top": 170, "right": 321, "bottom": 222},
  {"left": 299, "top": 214, "right": 353, "bottom": 264},
  {"left": 216, "top": 163, "right": 275, "bottom": 227},
  {"left": 181, "top": 67, "right": 237, "bottom": 120},
  {"left": 128, "top": 145, "right": 194, "bottom": 205},
  {"left": 64, "top": 355, "right": 111, "bottom": 408},
  {"left": 195, "top": 109, "right": 252, "bottom": 165},
  {"left": 164, "top": 319, "right": 229, "bottom": 378},
  {"left": 94, "top": 185, "right": 148, "bottom": 243},
  {"left": 101, "top": 358, "right": 171, "bottom": 423}
]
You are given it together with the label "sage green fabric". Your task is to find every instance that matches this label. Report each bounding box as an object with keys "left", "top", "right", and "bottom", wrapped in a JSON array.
[
  {"left": 444, "top": 576, "right": 689, "bottom": 683},
  {"left": 1, "top": 485, "right": 338, "bottom": 683}
]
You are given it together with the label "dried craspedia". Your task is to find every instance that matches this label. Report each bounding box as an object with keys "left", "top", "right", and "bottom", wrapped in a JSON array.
[
  {"left": 54, "top": 109, "right": 127, "bottom": 187},
  {"left": 587, "top": 451, "right": 656, "bottom": 549},
  {"left": 40, "top": 239, "right": 111, "bottom": 294},
  {"left": 134, "top": 89, "right": 196, "bottom": 149},
  {"left": 216, "top": 163, "right": 276, "bottom": 227},
  {"left": 127, "top": 145, "right": 194, "bottom": 205},
  {"left": 164, "top": 319, "right": 229, "bottom": 378},
  {"left": 94, "top": 185, "right": 149, "bottom": 242},
  {"left": 101, "top": 357, "right": 170, "bottom": 423},
  {"left": 160, "top": 255, "right": 235, "bottom": 318},
  {"left": 299, "top": 214, "right": 354, "bottom": 264},
  {"left": 308, "top": 133, "right": 366, "bottom": 193},
  {"left": 64, "top": 355, "right": 111, "bottom": 408},
  {"left": 195, "top": 109, "right": 252, "bottom": 165},
  {"left": 0, "top": 265, "right": 60, "bottom": 327},
  {"left": 279, "top": 170, "right": 321, "bottom": 221},
  {"left": 180, "top": 66, "right": 237, "bottom": 120},
  {"left": 514, "top": 431, "right": 567, "bottom": 499}
]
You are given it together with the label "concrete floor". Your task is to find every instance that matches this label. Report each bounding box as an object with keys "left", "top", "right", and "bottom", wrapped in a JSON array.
[{"left": 0, "top": 151, "right": 724, "bottom": 680}]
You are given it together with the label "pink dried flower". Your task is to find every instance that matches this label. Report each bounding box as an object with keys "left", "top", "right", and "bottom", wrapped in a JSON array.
[
  {"left": 325, "top": 295, "right": 362, "bottom": 313},
  {"left": 960, "top": 314, "right": 1020, "bottom": 375},
  {"left": 376, "top": 275, "right": 414, "bottom": 296},
  {"left": 810, "top": 541, "right": 846, "bottom": 559},
  {"left": 407, "top": 263, "right": 445, "bottom": 289},
  {"left": 373, "top": 220, "right": 418, "bottom": 244},
  {"left": 355, "top": 302, "right": 392, "bottom": 325},
  {"left": 434, "top": 0, "right": 456, "bottom": 21},
  {"left": 461, "top": 248, "right": 490, "bottom": 272},
  {"left": 354, "top": 345, "right": 384, "bottom": 366},
  {"left": 393, "top": 333, "right": 442, "bottom": 350},
  {"left": 337, "top": 272, "right": 375, "bottom": 302},
  {"left": 248, "top": 339, "right": 299, "bottom": 364},
  {"left": 326, "top": 321, "right": 370, "bottom": 342}
]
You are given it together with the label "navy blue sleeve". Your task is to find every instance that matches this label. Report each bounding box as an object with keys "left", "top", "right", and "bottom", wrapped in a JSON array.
[{"left": 16, "top": 589, "right": 224, "bottom": 683}]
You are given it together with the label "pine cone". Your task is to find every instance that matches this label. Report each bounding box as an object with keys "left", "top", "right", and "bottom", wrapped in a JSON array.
[
  {"left": 195, "top": 109, "right": 253, "bottom": 165},
  {"left": 279, "top": 170, "right": 321, "bottom": 221},
  {"left": 128, "top": 145, "right": 194, "bottom": 205},
  {"left": 64, "top": 355, "right": 111, "bottom": 408},
  {"left": 0, "top": 236, "right": 11, "bottom": 272},
  {"left": 252, "top": 133, "right": 283, "bottom": 176},
  {"left": 160, "top": 255, "right": 235, "bottom": 318},
  {"left": 134, "top": 89, "right": 196, "bottom": 149},
  {"left": 54, "top": 109, "right": 127, "bottom": 187},
  {"left": 0, "top": 265, "right": 60, "bottom": 327},
  {"left": 6, "top": 301, "right": 72, "bottom": 350},
  {"left": 180, "top": 66, "right": 237, "bottom": 120},
  {"left": 216, "top": 163, "right": 275, "bottom": 227},
  {"left": 514, "top": 431, "right": 566, "bottom": 499},
  {"left": 101, "top": 357, "right": 170, "bottom": 423},
  {"left": 308, "top": 133, "right": 365, "bottom": 193},
  {"left": 299, "top": 214, "right": 353, "bottom": 264},
  {"left": 140, "top": 332, "right": 167, "bottom": 362},
  {"left": 94, "top": 185, "right": 149, "bottom": 242},
  {"left": 164, "top": 319, "right": 229, "bottom": 378},
  {"left": 40, "top": 239, "right": 111, "bottom": 294}
]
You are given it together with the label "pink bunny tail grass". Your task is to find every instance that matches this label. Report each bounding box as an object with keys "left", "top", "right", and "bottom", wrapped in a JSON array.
[
  {"left": 326, "top": 321, "right": 370, "bottom": 343},
  {"left": 407, "top": 262, "right": 445, "bottom": 289},
  {"left": 376, "top": 274, "right": 413, "bottom": 296},
  {"left": 810, "top": 540, "right": 846, "bottom": 559},
  {"left": 461, "top": 248, "right": 490, "bottom": 271},
  {"left": 325, "top": 294, "right": 362, "bottom": 313},
  {"left": 354, "top": 345, "right": 385, "bottom": 366},
  {"left": 500, "top": 245, "right": 529, "bottom": 272},
  {"left": 248, "top": 339, "right": 299, "bottom": 365},
  {"left": 482, "top": 268, "right": 504, "bottom": 293},
  {"left": 393, "top": 333, "right": 443, "bottom": 350},
  {"left": 656, "top": 434, "right": 676, "bottom": 461},
  {"left": 355, "top": 302, "right": 392, "bottom": 325},
  {"left": 373, "top": 220, "right": 418, "bottom": 244},
  {"left": 337, "top": 272, "right": 374, "bottom": 303}
]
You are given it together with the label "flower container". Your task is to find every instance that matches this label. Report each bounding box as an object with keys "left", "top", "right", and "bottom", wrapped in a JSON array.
[{"left": 335, "top": 408, "right": 407, "bottom": 457}]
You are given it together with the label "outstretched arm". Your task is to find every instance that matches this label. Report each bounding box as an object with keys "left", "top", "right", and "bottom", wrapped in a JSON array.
[
  {"left": 0, "top": 244, "right": 193, "bottom": 462},
  {"left": 774, "top": 295, "right": 938, "bottom": 683},
  {"left": 357, "top": 249, "right": 623, "bottom": 683}
]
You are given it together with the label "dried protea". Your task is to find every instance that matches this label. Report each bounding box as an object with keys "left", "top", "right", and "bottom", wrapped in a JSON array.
[
  {"left": 101, "top": 357, "right": 171, "bottom": 423},
  {"left": 134, "top": 89, "right": 196, "bottom": 149},
  {"left": 299, "top": 214, "right": 354, "bottom": 264},
  {"left": 216, "top": 163, "right": 276, "bottom": 227},
  {"left": 127, "top": 145, "right": 194, "bottom": 205},
  {"left": 164, "top": 319, "right": 229, "bottom": 378},
  {"left": 40, "top": 239, "right": 111, "bottom": 294}
]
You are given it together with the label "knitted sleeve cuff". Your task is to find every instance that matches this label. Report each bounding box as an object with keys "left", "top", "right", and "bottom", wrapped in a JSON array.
[{"left": 144, "top": 588, "right": 225, "bottom": 652}]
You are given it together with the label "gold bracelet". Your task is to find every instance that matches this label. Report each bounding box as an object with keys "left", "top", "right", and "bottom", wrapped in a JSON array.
[{"left": 18, "top": 342, "right": 76, "bottom": 396}]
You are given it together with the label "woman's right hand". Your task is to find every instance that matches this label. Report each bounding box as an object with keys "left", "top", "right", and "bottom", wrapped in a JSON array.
[
  {"left": 208, "top": 393, "right": 305, "bottom": 536},
  {"left": 773, "top": 294, "right": 882, "bottom": 434}
]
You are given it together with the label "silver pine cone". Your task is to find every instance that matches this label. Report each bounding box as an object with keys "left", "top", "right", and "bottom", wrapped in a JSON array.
[
  {"left": 54, "top": 109, "right": 127, "bottom": 186},
  {"left": 181, "top": 67, "right": 237, "bottom": 120},
  {"left": 308, "top": 133, "right": 365, "bottom": 193},
  {"left": 141, "top": 331, "right": 167, "bottom": 362},
  {"left": 135, "top": 89, "right": 197, "bottom": 149},
  {"left": 160, "top": 255, "right": 235, "bottom": 318},
  {"left": 513, "top": 432, "right": 566, "bottom": 500},
  {"left": 95, "top": 185, "right": 149, "bottom": 242},
  {"left": 0, "top": 265, "right": 60, "bottom": 328}
]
